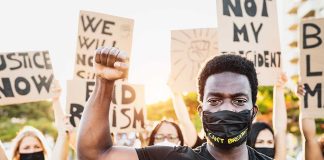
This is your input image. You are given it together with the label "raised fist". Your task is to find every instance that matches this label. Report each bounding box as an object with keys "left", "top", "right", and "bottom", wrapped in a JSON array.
[{"left": 94, "top": 47, "right": 129, "bottom": 80}]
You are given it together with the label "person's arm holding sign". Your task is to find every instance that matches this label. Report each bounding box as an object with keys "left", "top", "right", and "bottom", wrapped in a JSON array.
[
  {"left": 51, "top": 80, "right": 73, "bottom": 160},
  {"left": 77, "top": 47, "right": 138, "bottom": 160},
  {"left": 272, "top": 73, "right": 287, "bottom": 160},
  {"left": 170, "top": 91, "right": 197, "bottom": 147},
  {"left": 298, "top": 84, "right": 324, "bottom": 160}
]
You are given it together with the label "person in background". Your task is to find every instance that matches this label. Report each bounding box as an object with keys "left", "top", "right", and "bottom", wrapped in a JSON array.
[
  {"left": 10, "top": 80, "right": 73, "bottom": 160},
  {"left": 298, "top": 84, "right": 324, "bottom": 160},
  {"left": 148, "top": 120, "right": 184, "bottom": 146},
  {"left": 248, "top": 122, "right": 275, "bottom": 158},
  {"left": 169, "top": 90, "right": 206, "bottom": 148},
  {"left": 10, "top": 126, "right": 51, "bottom": 160},
  {"left": 147, "top": 80, "right": 204, "bottom": 147},
  {"left": 247, "top": 73, "right": 288, "bottom": 159},
  {"left": 50, "top": 80, "right": 74, "bottom": 160}
]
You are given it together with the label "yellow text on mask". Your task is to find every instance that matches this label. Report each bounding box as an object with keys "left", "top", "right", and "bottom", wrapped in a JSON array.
[
  {"left": 208, "top": 132, "right": 224, "bottom": 144},
  {"left": 227, "top": 128, "right": 248, "bottom": 144}
]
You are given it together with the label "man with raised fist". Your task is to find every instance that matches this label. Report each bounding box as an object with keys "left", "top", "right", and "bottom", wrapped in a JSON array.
[{"left": 77, "top": 47, "right": 272, "bottom": 160}]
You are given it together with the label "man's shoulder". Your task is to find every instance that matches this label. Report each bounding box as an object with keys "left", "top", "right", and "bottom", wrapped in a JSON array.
[{"left": 247, "top": 146, "right": 273, "bottom": 160}]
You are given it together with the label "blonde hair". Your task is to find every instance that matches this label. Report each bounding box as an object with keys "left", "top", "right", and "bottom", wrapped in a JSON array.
[{"left": 11, "top": 126, "right": 51, "bottom": 160}]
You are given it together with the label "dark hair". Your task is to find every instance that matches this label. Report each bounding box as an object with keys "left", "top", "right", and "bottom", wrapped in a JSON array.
[
  {"left": 247, "top": 122, "right": 274, "bottom": 148},
  {"left": 198, "top": 54, "right": 258, "bottom": 105},
  {"left": 148, "top": 120, "right": 184, "bottom": 146}
]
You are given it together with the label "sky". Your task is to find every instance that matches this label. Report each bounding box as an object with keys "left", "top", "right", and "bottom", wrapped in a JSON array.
[{"left": 0, "top": 0, "right": 217, "bottom": 105}]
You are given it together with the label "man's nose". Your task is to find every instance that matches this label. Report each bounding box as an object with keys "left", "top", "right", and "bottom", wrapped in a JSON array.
[{"left": 219, "top": 100, "right": 236, "bottom": 112}]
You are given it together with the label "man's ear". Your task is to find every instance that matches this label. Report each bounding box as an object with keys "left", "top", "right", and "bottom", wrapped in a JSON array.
[
  {"left": 252, "top": 105, "right": 258, "bottom": 119},
  {"left": 197, "top": 105, "right": 203, "bottom": 117}
]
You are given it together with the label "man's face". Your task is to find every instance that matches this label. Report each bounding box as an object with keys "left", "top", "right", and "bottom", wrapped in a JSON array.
[{"left": 201, "top": 72, "right": 254, "bottom": 113}]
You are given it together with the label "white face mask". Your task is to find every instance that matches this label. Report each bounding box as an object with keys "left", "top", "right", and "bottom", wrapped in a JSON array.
[{"left": 154, "top": 140, "right": 178, "bottom": 147}]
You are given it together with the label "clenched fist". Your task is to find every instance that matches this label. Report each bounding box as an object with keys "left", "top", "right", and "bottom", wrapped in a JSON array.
[{"left": 94, "top": 47, "right": 129, "bottom": 80}]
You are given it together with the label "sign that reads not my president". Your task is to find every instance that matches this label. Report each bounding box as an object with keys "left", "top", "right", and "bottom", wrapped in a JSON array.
[{"left": 216, "top": 0, "right": 281, "bottom": 86}]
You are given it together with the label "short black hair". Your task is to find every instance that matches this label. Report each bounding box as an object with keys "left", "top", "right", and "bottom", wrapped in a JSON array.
[
  {"left": 148, "top": 120, "right": 184, "bottom": 146},
  {"left": 247, "top": 122, "right": 274, "bottom": 148},
  {"left": 198, "top": 54, "right": 258, "bottom": 105}
]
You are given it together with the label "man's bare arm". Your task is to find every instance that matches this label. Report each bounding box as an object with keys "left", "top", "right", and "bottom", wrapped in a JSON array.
[{"left": 77, "top": 47, "right": 138, "bottom": 160}]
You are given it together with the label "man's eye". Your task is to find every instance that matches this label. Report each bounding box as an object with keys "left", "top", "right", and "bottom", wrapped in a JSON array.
[
  {"left": 232, "top": 98, "right": 247, "bottom": 106},
  {"left": 207, "top": 99, "right": 222, "bottom": 105}
]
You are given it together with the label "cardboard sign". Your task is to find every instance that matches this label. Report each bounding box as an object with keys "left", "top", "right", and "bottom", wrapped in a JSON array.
[
  {"left": 74, "top": 10, "right": 134, "bottom": 79},
  {"left": 169, "top": 28, "right": 218, "bottom": 92},
  {"left": 300, "top": 18, "right": 324, "bottom": 118},
  {"left": 66, "top": 80, "right": 145, "bottom": 132},
  {"left": 0, "top": 51, "right": 54, "bottom": 105},
  {"left": 216, "top": 0, "right": 281, "bottom": 86}
]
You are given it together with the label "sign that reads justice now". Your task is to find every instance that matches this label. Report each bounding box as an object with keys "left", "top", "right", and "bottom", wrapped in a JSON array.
[{"left": 0, "top": 51, "right": 54, "bottom": 105}]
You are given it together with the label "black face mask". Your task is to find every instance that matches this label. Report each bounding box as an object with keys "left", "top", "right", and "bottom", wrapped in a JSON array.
[
  {"left": 202, "top": 109, "right": 253, "bottom": 149},
  {"left": 255, "top": 148, "right": 275, "bottom": 158},
  {"left": 20, "top": 151, "right": 45, "bottom": 160}
]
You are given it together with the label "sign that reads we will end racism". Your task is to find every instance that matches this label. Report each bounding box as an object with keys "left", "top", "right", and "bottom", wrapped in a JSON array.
[
  {"left": 66, "top": 80, "right": 145, "bottom": 133},
  {"left": 216, "top": 0, "right": 281, "bottom": 86},
  {"left": 300, "top": 18, "right": 324, "bottom": 118},
  {"left": 74, "top": 10, "right": 134, "bottom": 80},
  {"left": 0, "top": 51, "right": 54, "bottom": 105}
]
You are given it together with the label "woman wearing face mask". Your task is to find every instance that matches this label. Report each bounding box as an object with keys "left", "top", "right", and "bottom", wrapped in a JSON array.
[
  {"left": 247, "top": 73, "right": 288, "bottom": 159},
  {"left": 10, "top": 126, "right": 50, "bottom": 160},
  {"left": 148, "top": 120, "right": 184, "bottom": 146},
  {"left": 247, "top": 122, "right": 275, "bottom": 158},
  {"left": 10, "top": 80, "right": 72, "bottom": 160}
]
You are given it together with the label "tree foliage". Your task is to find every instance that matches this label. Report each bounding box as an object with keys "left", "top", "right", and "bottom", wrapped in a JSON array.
[{"left": 0, "top": 101, "right": 56, "bottom": 141}]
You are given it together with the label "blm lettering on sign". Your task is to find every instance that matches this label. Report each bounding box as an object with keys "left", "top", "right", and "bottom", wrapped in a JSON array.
[{"left": 300, "top": 18, "right": 324, "bottom": 118}]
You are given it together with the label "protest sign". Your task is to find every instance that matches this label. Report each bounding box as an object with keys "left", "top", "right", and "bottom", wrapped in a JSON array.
[
  {"left": 74, "top": 10, "right": 134, "bottom": 79},
  {"left": 169, "top": 28, "right": 218, "bottom": 92},
  {"left": 0, "top": 51, "right": 54, "bottom": 105},
  {"left": 216, "top": 0, "right": 281, "bottom": 85},
  {"left": 66, "top": 80, "right": 145, "bottom": 132},
  {"left": 300, "top": 18, "right": 324, "bottom": 118}
]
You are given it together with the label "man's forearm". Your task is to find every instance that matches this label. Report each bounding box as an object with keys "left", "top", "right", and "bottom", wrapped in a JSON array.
[{"left": 77, "top": 77, "right": 115, "bottom": 159}]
